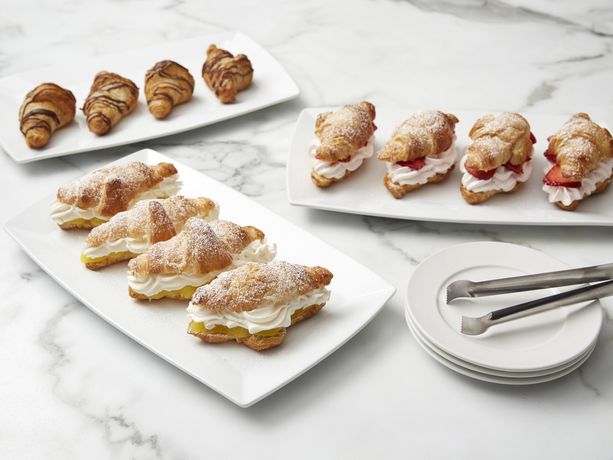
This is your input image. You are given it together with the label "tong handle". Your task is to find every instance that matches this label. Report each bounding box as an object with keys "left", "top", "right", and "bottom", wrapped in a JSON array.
[
  {"left": 465, "top": 263, "right": 613, "bottom": 298},
  {"left": 489, "top": 279, "right": 613, "bottom": 325}
]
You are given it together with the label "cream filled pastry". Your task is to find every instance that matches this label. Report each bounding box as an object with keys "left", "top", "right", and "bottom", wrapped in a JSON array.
[
  {"left": 51, "top": 161, "right": 180, "bottom": 230},
  {"left": 461, "top": 113, "right": 535, "bottom": 204},
  {"left": 187, "top": 261, "right": 333, "bottom": 351},
  {"left": 541, "top": 113, "right": 613, "bottom": 211},
  {"left": 81, "top": 195, "right": 219, "bottom": 270},
  {"left": 127, "top": 218, "right": 275, "bottom": 300},
  {"left": 378, "top": 111, "right": 459, "bottom": 198},
  {"left": 310, "top": 101, "right": 377, "bottom": 187}
]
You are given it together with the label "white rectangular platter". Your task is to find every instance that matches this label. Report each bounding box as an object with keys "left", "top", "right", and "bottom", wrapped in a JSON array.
[
  {"left": 4, "top": 149, "right": 395, "bottom": 407},
  {"left": 287, "top": 108, "right": 613, "bottom": 226},
  {"left": 0, "top": 32, "right": 299, "bottom": 164}
]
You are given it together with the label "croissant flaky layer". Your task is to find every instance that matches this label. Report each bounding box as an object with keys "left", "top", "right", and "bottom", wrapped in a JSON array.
[
  {"left": 83, "top": 71, "right": 139, "bottom": 135},
  {"left": 190, "top": 261, "right": 333, "bottom": 314},
  {"left": 202, "top": 44, "right": 253, "bottom": 103},
  {"left": 127, "top": 218, "right": 264, "bottom": 277},
  {"left": 85, "top": 196, "right": 218, "bottom": 248},
  {"left": 145, "top": 60, "right": 195, "bottom": 119},
  {"left": 378, "top": 111, "right": 458, "bottom": 163},
  {"left": 314, "top": 101, "right": 377, "bottom": 162},
  {"left": 547, "top": 113, "right": 613, "bottom": 180},
  {"left": 19, "top": 83, "right": 76, "bottom": 148},
  {"left": 57, "top": 161, "right": 178, "bottom": 218},
  {"left": 466, "top": 112, "right": 533, "bottom": 171}
]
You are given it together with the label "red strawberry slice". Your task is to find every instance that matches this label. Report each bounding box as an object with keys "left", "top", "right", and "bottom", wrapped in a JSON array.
[
  {"left": 504, "top": 162, "right": 524, "bottom": 175},
  {"left": 465, "top": 165, "right": 497, "bottom": 180},
  {"left": 530, "top": 132, "right": 537, "bottom": 144},
  {"left": 543, "top": 165, "right": 581, "bottom": 188},
  {"left": 397, "top": 157, "right": 426, "bottom": 170},
  {"left": 338, "top": 156, "right": 352, "bottom": 163},
  {"left": 544, "top": 149, "right": 556, "bottom": 163}
]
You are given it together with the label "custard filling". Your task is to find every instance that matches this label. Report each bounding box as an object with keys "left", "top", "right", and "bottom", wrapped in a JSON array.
[
  {"left": 63, "top": 217, "right": 107, "bottom": 228},
  {"left": 81, "top": 250, "right": 133, "bottom": 265},
  {"left": 188, "top": 307, "right": 309, "bottom": 338}
]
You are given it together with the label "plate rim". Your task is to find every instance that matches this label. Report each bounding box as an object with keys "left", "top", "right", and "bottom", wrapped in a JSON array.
[
  {"left": 405, "top": 306, "right": 595, "bottom": 385},
  {"left": 3, "top": 148, "right": 396, "bottom": 407}
]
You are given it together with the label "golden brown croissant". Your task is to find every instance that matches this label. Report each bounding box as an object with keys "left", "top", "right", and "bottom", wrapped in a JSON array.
[
  {"left": 378, "top": 111, "right": 458, "bottom": 163},
  {"left": 144, "top": 60, "right": 195, "bottom": 119},
  {"left": 202, "top": 44, "right": 253, "bottom": 103},
  {"left": 313, "top": 101, "right": 377, "bottom": 162},
  {"left": 465, "top": 112, "right": 533, "bottom": 171},
  {"left": 187, "top": 261, "right": 333, "bottom": 351},
  {"left": 83, "top": 71, "right": 139, "bottom": 135},
  {"left": 19, "top": 83, "right": 76, "bottom": 148},
  {"left": 546, "top": 113, "right": 613, "bottom": 182},
  {"left": 53, "top": 161, "right": 179, "bottom": 229}
]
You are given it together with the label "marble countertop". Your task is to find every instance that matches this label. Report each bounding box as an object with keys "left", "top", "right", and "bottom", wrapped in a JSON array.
[{"left": 2, "top": 1, "right": 613, "bottom": 458}]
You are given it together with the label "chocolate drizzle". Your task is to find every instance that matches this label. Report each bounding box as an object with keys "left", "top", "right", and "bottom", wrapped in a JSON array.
[
  {"left": 202, "top": 44, "right": 253, "bottom": 104},
  {"left": 144, "top": 60, "right": 195, "bottom": 118},
  {"left": 83, "top": 71, "right": 139, "bottom": 134},
  {"left": 18, "top": 82, "right": 76, "bottom": 148}
]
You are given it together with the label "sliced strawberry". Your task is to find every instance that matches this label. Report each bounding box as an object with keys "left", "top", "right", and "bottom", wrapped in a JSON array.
[
  {"left": 338, "top": 156, "right": 352, "bottom": 163},
  {"left": 543, "top": 165, "right": 581, "bottom": 188},
  {"left": 465, "top": 165, "right": 497, "bottom": 180},
  {"left": 530, "top": 132, "right": 537, "bottom": 144},
  {"left": 504, "top": 162, "right": 523, "bottom": 175},
  {"left": 397, "top": 157, "right": 426, "bottom": 170},
  {"left": 544, "top": 149, "right": 556, "bottom": 163}
]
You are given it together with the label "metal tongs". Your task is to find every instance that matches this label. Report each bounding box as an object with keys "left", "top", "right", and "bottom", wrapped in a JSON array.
[{"left": 446, "top": 263, "right": 613, "bottom": 336}]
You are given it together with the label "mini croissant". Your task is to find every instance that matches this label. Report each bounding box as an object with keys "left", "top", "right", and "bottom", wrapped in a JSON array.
[
  {"left": 19, "top": 83, "right": 76, "bottom": 148},
  {"left": 82, "top": 196, "right": 219, "bottom": 270},
  {"left": 378, "top": 111, "right": 458, "bottom": 163},
  {"left": 83, "top": 71, "right": 139, "bottom": 135},
  {"left": 52, "top": 161, "right": 179, "bottom": 229},
  {"left": 465, "top": 112, "right": 533, "bottom": 171},
  {"left": 145, "top": 60, "right": 195, "bottom": 119},
  {"left": 127, "top": 218, "right": 274, "bottom": 300},
  {"left": 202, "top": 44, "right": 253, "bottom": 103},
  {"left": 313, "top": 101, "right": 377, "bottom": 162},
  {"left": 547, "top": 113, "right": 613, "bottom": 181}
]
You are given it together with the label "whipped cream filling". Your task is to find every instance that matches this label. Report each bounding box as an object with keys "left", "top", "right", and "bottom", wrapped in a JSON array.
[
  {"left": 460, "top": 154, "right": 533, "bottom": 193},
  {"left": 82, "top": 236, "right": 150, "bottom": 259},
  {"left": 386, "top": 141, "right": 457, "bottom": 186},
  {"left": 543, "top": 158, "right": 613, "bottom": 206},
  {"left": 187, "top": 287, "right": 331, "bottom": 334},
  {"left": 127, "top": 239, "right": 276, "bottom": 296},
  {"left": 50, "top": 174, "right": 181, "bottom": 225},
  {"left": 310, "top": 136, "right": 374, "bottom": 179}
]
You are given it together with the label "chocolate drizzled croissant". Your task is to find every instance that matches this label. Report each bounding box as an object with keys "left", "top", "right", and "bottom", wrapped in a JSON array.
[
  {"left": 19, "top": 83, "right": 76, "bottom": 149},
  {"left": 145, "top": 60, "right": 195, "bottom": 119},
  {"left": 202, "top": 44, "right": 253, "bottom": 103},
  {"left": 83, "top": 71, "right": 139, "bottom": 135}
]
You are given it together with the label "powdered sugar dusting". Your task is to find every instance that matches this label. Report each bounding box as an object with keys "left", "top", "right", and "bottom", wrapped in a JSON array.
[
  {"left": 56, "top": 162, "right": 177, "bottom": 216},
  {"left": 191, "top": 261, "right": 332, "bottom": 313},
  {"left": 317, "top": 102, "right": 375, "bottom": 144}
]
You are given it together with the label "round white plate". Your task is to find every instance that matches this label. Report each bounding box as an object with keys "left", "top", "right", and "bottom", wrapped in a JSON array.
[
  {"left": 405, "top": 307, "right": 595, "bottom": 385},
  {"left": 405, "top": 305, "right": 595, "bottom": 378},
  {"left": 406, "top": 242, "right": 603, "bottom": 372}
]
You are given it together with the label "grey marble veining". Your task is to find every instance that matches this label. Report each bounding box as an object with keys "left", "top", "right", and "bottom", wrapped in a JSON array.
[{"left": 2, "top": 0, "right": 613, "bottom": 459}]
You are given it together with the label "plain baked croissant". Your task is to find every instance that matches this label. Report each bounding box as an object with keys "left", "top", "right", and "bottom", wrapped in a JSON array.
[
  {"left": 202, "top": 44, "right": 253, "bottom": 103},
  {"left": 83, "top": 71, "right": 139, "bottom": 135},
  {"left": 19, "top": 83, "right": 76, "bottom": 148},
  {"left": 144, "top": 60, "right": 195, "bottom": 119}
]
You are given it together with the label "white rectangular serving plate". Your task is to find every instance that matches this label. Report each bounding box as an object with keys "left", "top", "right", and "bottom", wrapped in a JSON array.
[
  {"left": 287, "top": 108, "right": 613, "bottom": 226},
  {"left": 0, "top": 32, "right": 299, "bottom": 164},
  {"left": 4, "top": 149, "right": 395, "bottom": 407}
]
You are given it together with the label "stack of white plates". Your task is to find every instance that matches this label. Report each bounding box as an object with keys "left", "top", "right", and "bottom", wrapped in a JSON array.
[{"left": 405, "top": 242, "right": 603, "bottom": 384}]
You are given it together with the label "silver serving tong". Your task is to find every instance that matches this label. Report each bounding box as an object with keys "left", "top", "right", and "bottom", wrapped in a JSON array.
[{"left": 446, "top": 263, "right": 613, "bottom": 336}]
